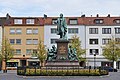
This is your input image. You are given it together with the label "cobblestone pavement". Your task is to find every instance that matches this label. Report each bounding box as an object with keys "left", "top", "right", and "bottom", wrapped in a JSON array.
[{"left": 0, "top": 70, "right": 120, "bottom": 80}]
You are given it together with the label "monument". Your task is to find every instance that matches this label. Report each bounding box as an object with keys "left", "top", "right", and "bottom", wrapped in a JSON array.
[{"left": 46, "top": 13, "right": 79, "bottom": 67}]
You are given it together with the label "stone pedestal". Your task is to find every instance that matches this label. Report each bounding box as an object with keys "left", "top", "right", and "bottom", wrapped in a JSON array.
[
  {"left": 46, "top": 61, "right": 79, "bottom": 67},
  {"left": 56, "top": 40, "right": 69, "bottom": 60},
  {"left": 46, "top": 39, "right": 79, "bottom": 67}
]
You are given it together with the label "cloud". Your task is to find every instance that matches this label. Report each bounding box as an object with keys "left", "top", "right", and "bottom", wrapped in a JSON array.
[{"left": 0, "top": 0, "right": 120, "bottom": 17}]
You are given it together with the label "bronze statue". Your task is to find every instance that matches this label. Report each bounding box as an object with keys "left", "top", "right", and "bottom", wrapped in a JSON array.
[
  {"left": 56, "top": 13, "right": 67, "bottom": 39},
  {"left": 68, "top": 45, "right": 78, "bottom": 61},
  {"left": 47, "top": 45, "right": 57, "bottom": 61}
]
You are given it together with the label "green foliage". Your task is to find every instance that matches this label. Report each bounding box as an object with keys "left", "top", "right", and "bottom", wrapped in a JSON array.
[
  {"left": 70, "top": 35, "right": 86, "bottom": 61},
  {"left": 102, "top": 39, "right": 120, "bottom": 61},
  {"left": 37, "top": 39, "right": 47, "bottom": 66},
  {"left": 0, "top": 37, "right": 14, "bottom": 61}
]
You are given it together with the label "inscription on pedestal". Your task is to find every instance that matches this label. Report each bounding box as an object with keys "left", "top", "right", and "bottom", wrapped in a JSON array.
[
  {"left": 56, "top": 40, "right": 69, "bottom": 60},
  {"left": 58, "top": 46, "right": 66, "bottom": 54}
]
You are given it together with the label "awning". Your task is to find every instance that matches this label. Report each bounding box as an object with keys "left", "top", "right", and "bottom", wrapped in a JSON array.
[
  {"left": 7, "top": 59, "right": 19, "bottom": 62},
  {"left": 27, "top": 59, "right": 40, "bottom": 62}
]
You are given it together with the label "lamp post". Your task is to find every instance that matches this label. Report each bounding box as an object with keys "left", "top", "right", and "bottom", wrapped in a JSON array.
[
  {"left": 94, "top": 53, "right": 96, "bottom": 69},
  {"left": 93, "top": 50, "right": 96, "bottom": 69}
]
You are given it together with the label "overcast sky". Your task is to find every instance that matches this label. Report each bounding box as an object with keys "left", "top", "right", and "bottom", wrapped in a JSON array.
[{"left": 0, "top": 0, "right": 120, "bottom": 17}]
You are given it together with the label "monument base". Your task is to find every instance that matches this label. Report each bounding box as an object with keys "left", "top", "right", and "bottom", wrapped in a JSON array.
[{"left": 45, "top": 61, "right": 79, "bottom": 67}]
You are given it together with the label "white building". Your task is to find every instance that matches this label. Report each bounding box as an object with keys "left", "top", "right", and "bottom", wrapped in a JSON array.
[
  {"left": 44, "top": 18, "right": 85, "bottom": 49},
  {"left": 85, "top": 26, "right": 115, "bottom": 66},
  {"left": 85, "top": 17, "right": 120, "bottom": 68},
  {"left": 44, "top": 16, "right": 120, "bottom": 69}
]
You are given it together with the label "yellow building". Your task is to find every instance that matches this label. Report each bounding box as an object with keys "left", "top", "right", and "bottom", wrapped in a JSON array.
[{"left": 2, "top": 17, "right": 44, "bottom": 70}]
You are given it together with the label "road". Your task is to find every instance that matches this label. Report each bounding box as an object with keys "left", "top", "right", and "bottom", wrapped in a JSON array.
[{"left": 0, "top": 70, "right": 120, "bottom": 80}]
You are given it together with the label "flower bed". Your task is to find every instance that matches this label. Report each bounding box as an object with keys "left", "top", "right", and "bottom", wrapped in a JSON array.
[{"left": 17, "top": 68, "right": 108, "bottom": 76}]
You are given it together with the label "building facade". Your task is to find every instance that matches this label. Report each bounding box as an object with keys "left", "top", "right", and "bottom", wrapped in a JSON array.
[
  {"left": 44, "top": 15, "right": 120, "bottom": 68},
  {"left": 84, "top": 16, "right": 120, "bottom": 68},
  {"left": 44, "top": 17, "right": 85, "bottom": 49},
  {"left": 1, "top": 14, "right": 120, "bottom": 69},
  {"left": 0, "top": 26, "right": 2, "bottom": 50},
  {"left": 2, "top": 17, "right": 44, "bottom": 70},
  {"left": 0, "top": 26, "right": 2, "bottom": 70}
]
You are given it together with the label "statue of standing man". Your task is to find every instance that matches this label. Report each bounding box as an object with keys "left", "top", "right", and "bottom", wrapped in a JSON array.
[{"left": 56, "top": 13, "right": 67, "bottom": 39}]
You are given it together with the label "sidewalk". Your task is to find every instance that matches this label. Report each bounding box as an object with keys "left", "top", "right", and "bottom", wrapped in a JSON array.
[{"left": 0, "top": 70, "right": 17, "bottom": 74}]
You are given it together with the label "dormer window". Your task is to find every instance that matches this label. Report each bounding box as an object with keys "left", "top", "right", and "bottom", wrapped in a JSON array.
[
  {"left": 94, "top": 19, "right": 104, "bottom": 24},
  {"left": 114, "top": 19, "right": 120, "bottom": 24},
  {"left": 52, "top": 19, "right": 57, "bottom": 24},
  {"left": 69, "top": 19, "right": 78, "bottom": 25},
  {"left": 26, "top": 19, "right": 34, "bottom": 24},
  {"left": 14, "top": 19, "right": 22, "bottom": 24}
]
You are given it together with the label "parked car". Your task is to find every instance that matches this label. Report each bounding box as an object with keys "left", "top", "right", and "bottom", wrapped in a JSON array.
[{"left": 101, "top": 66, "right": 117, "bottom": 72}]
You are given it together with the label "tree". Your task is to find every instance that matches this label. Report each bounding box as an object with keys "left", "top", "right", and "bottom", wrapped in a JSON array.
[
  {"left": 0, "top": 37, "right": 14, "bottom": 73},
  {"left": 37, "top": 39, "right": 46, "bottom": 67},
  {"left": 70, "top": 35, "right": 86, "bottom": 62},
  {"left": 102, "top": 38, "right": 120, "bottom": 69}
]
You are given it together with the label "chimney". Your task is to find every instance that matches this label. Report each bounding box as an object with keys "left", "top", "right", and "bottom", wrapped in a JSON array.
[
  {"left": 81, "top": 14, "right": 85, "bottom": 17},
  {"left": 96, "top": 14, "right": 99, "bottom": 17},
  {"left": 107, "top": 14, "right": 110, "bottom": 17},
  {"left": 6, "top": 13, "right": 11, "bottom": 20},
  {"left": 44, "top": 14, "right": 47, "bottom": 19}
]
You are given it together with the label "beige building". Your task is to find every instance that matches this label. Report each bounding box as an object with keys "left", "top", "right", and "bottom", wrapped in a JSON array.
[{"left": 2, "top": 17, "right": 44, "bottom": 70}]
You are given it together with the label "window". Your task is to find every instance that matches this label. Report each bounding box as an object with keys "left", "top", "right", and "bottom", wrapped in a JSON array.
[
  {"left": 10, "top": 39, "right": 15, "bottom": 44},
  {"left": 102, "top": 38, "right": 111, "bottom": 44},
  {"left": 26, "top": 39, "right": 32, "bottom": 44},
  {"left": 33, "top": 28, "right": 38, "bottom": 34},
  {"left": 114, "top": 19, "right": 120, "bottom": 24},
  {"left": 16, "top": 49, "right": 21, "bottom": 54},
  {"left": 69, "top": 19, "right": 78, "bottom": 24},
  {"left": 33, "top": 39, "right": 38, "bottom": 45},
  {"left": 16, "top": 39, "right": 21, "bottom": 44},
  {"left": 26, "top": 49, "right": 32, "bottom": 54},
  {"left": 26, "top": 19, "right": 34, "bottom": 24},
  {"left": 52, "top": 19, "right": 57, "bottom": 24},
  {"left": 51, "top": 39, "right": 57, "bottom": 44},
  {"left": 33, "top": 49, "right": 37, "bottom": 54},
  {"left": 33, "top": 49, "right": 37, "bottom": 56},
  {"left": 26, "top": 28, "right": 32, "bottom": 34},
  {"left": 7, "top": 62, "right": 18, "bottom": 67},
  {"left": 89, "top": 28, "right": 98, "bottom": 34},
  {"left": 51, "top": 28, "right": 57, "bottom": 34},
  {"left": 14, "top": 19, "right": 22, "bottom": 24},
  {"left": 94, "top": 19, "right": 104, "bottom": 24},
  {"left": 10, "top": 28, "right": 15, "bottom": 34},
  {"left": 102, "top": 28, "right": 111, "bottom": 34},
  {"left": 16, "top": 28, "right": 22, "bottom": 34},
  {"left": 90, "top": 49, "right": 99, "bottom": 55},
  {"left": 68, "top": 28, "right": 78, "bottom": 34},
  {"left": 89, "top": 39, "right": 98, "bottom": 44},
  {"left": 115, "top": 28, "right": 120, "bottom": 34}
]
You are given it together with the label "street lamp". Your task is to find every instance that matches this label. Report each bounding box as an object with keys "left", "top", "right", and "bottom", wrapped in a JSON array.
[{"left": 93, "top": 50, "right": 96, "bottom": 69}]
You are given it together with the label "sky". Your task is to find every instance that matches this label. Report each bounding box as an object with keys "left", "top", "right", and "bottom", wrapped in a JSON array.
[{"left": 0, "top": 0, "right": 120, "bottom": 17}]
